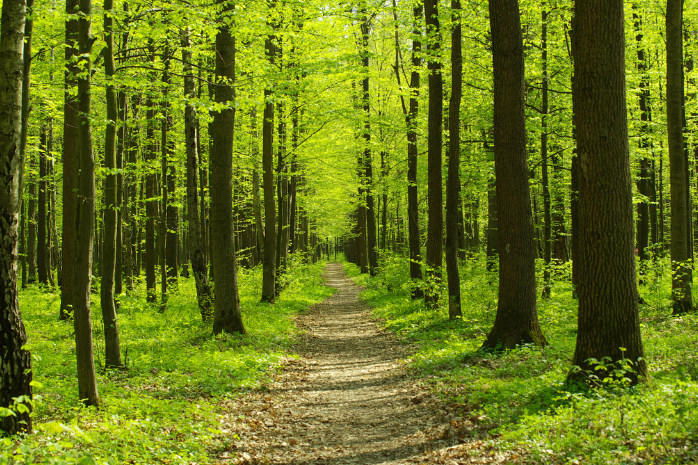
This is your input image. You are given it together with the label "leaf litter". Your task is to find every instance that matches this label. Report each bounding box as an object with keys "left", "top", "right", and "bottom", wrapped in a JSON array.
[{"left": 213, "top": 263, "right": 518, "bottom": 464}]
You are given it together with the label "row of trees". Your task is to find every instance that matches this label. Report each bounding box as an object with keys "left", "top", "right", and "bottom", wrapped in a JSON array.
[{"left": 1, "top": 0, "right": 696, "bottom": 435}]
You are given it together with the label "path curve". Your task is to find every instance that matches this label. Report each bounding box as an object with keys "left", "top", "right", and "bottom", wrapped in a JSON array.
[{"left": 223, "top": 263, "right": 465, "bottom": 465}]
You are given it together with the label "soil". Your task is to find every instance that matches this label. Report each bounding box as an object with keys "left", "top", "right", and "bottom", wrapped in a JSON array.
[{"left": 218, "top": 263, "right": 512, "bottom": 465}]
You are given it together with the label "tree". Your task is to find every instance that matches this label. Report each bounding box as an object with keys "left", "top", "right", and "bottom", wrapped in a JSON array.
[
  {"left": 482, "top": 0, "right": 546, "bottom": 350},
  {"left": 667, "top": 0, "right": 693, "bottom": 314},
  {"left": 0, "top": 0, "right": 32, "bottom": 435},
  {"left": 261, "top": 1, "right": 278, "bottom": 303},
  {"left": 210, "top": 0, "right": 245, "bottom": 335},
  {"left": 60, "top": 0, "right": 79, "bottom": 321},
  {"left": 182, "top": 27, "right": 213, "bottom": 321},
  {"left": 73, "top": 0, "right": 100, "bottom": 406},
  {"left": 568, "top": 0, "right": 647, "bottom": 384},
  {"left": 406, "top": 2, "right": 423, "bottom": 300},
  {"left": 424, "top": 0, "right": 443, "bottom": 308},
  {"left": 100, "top": 0, "right": 123, "bottom": 368},
  {"left": 445, "top": 0, "right": 462, "bottom": 319}
]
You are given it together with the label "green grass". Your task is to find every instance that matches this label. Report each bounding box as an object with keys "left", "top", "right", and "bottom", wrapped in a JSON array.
[
  {"left": 351, "top": 252, "right": 698, "bottom": 464},
  {"left": 2, "top": 259, "right": 333, "bottom": 465}
]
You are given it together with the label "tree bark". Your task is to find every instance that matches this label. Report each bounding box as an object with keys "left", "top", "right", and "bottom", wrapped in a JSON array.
[
  {"left": 569, "top": 0, "right": 646, "bottom": 384},
  {"left": 61, "top": 0, "right": 79, "bottom": 319},
  {"left": 541, "top": 8, "right": 551, "bottom": 298},
  {"left": 445, "top": 0, "right": 462, "bottom": 319},
  {"left": 667, "top": 0, "right": 692, "bottom": 314},
  {"left": 100, "top": 0, "right": 122, "bottom": 368},
  {"left": 405, "top": 4, "right": 424, "bottom": 299},
  {"left": 163, "top": 49, "right": 178, "bottom": 291},
  {"left": 210, "top": 0, "right": 245, "bottom": 334},
  {"left": 261, "top": 3, "right": 277, "bottom": 303},
  {"left": 144, "top": 42, "right": 157, "bottom": 303},
  {"left": 38, "top": 126, "right": 48, "bottom": 284},
  {"left": 73, "top": 0, "right": 99, "bottom": 406},
  {"left": 360, "top": 11, "right": 378, "bottom": 276},
  {"left": 0, "top": 0, "right": 32, "bottom": 435},
  {"left": 424, "top": 0, "right": 443, "bottom": 307},
  {"left": 482, "top": 0, "right": 546, "bottom": 350},
  {"left": 182, "top": 28, "right": 213, "bottom": 321}
]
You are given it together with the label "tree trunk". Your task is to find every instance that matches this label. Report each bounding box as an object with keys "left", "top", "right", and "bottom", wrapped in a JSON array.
[
  {"left": 482, "top": 0, "right": 546, "bottom": 350},
  {"left": 38, "top": 125, "right": 48, "bottom": 285},
  {"left": 568, "top": 0, "right": 646, "bottom": 385},
  {"left": 667, "top": 0, "right": 693, "bottom": 314},
  {"left": 144, "top": 42, "right": 157, "bottom": 303},
  {"left": 115, "top": 91, "right": 125, "bottom": 295},
  {"left": 163, "top": 49, "right": 178, "bottom": 291},
  {"left": 261, "top": 8, "right": 277, "bottom": 303},
  {"left": 360, "top": 11, "right": 378, "bottom": 276},
  {"left": 407, "top": 3, "right": 423, "bottom": 299},
  {"left": 74, "top": 0, "right": 99, "bottom": 406},
  {"left": 100, "top": 0, "right": 122, "bottom": 368},
  {"left": 424, "top": 0, "right": 443, "bottom": 308},
  {"left": 60, "top": 0, "right": 79, "bottom": 320},
  {"left": 27, "top": 169, "right": 36, "bottom": 283},
  {"left": 0, "top": 0, "right": 32, "bottom": 435},
  {"left": 210, "top": 0, "right": 245, "bottom": 335},
  {"left": 541, "top": 8, "right": 551, "bottom": 298},
  {"left": 182, "top": 28, "right": 213, "bottom": 321},
  {"left": 445, "top": 0, "right": 462, "bottom": 319}
]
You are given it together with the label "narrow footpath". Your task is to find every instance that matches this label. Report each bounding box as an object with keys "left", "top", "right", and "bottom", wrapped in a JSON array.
[{"left": 220, "top": 263, "right": 499, "bottom": 465}]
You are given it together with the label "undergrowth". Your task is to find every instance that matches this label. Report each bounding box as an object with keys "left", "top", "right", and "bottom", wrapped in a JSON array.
[
  {"left": 2, "top": 259, "right": 333, "bottom": 464},
  {"left": 350, "top": 251, "right": 698, "bottom": 464}
]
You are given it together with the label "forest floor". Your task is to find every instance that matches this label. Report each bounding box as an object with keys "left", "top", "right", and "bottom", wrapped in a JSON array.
[{"left": 218, "top": 263, "right": 504, "bottom": 465}]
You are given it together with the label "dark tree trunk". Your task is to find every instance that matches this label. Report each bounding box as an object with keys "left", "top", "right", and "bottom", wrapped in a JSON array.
[
  {"left": 424, "top": 0, "right": 443, "bottom": 307},
  {"left": 210, "top": 0, "right": 245, "bottom": 335},
  {"left": 100, "top": 0, "right": 122, "bottom": 368},
  {"left": 261, "top": 6, "right": 277, "bottom": 303},
  {"left": 667, "top": 0, "right": 693, "bottom": 314},
  {"left": 360, "top": 11, "right": 378, "bottom": 276},
  {"left": 445, "top": 0, "right": 462, "bottom": 319},
  {"left": 74, "top": 0, "right": 100, "bottom": 406},
  {"left": 569, "top": 0, "right": 647, "bottom": 385},
  {"left": 182, "top": 28, "right": 213, "bottom": 321},
  {"left": 0, "top": 0, "right": 32, "bottom": 435},
  {"left": 144, "top": 42, "right": 156, "bottom": 303},
  {"left": 541, "top": 8, "right": 551, "bottom": 298},
  {"left": 275, "top": 100, "right": 288, "bottom": 295},
  {"left": 61, "top": 0, "right": 79, "bottom": 320},
  {"left": 38, "top": 125, "right": 48, "bottom": 285},
  {"left": 27, "top": 169, "right": 35, "bottom": 283},
  {"left": 163, "top": 49, "right": 178, "bottom": 291},
  {"left": 250, "top": 108, "right": 264, "bottom": 263},
  {"left": 482, "top": 0, "right": 546, "bottom": 350}
]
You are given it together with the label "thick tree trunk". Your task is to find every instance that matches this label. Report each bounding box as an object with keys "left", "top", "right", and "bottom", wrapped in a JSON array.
[
  {"left": 569, "top": 0, "right": 646, "bottom": 384},
  {"left": 0, "top": 0, "right": 32, "bottom": 435},
  {"left": 445, "top": 0, "right": 462, "bottom": 319},
  {"left": 100, "top": 0, "right": 122, "bottom": 368},
  {"left": 261, "top": 11, "right": 277, "bottom": 303},
  {"left": 482, "top": 0, "right": 546, "bottom": 350},
  {"left": 74, "top": 0, "right": 99, "bottom": 406},
  {"left": 182, "top": 28, "right": 213, "bottom": 321},
  {"left": 424, "top": 0, "right": 443, "bottom": 307},
  {"left": 210, "top": 0, "right": 245, "bottom": 335},
  {"left": 667, "top": 0, "right": 693, "bottom": 314},
  {"left": 61, "top": 0, "right": 79, "bottom": 320}
]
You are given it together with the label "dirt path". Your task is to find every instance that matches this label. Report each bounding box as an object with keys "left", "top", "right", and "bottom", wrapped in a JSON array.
[{"left": 221, "top": 263, "right": 471, "bottom": 465}]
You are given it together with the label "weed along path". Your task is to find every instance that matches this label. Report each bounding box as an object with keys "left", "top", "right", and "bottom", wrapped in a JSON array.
[{"left": 219, "top": 263, "right": 472, "bottom": 465}]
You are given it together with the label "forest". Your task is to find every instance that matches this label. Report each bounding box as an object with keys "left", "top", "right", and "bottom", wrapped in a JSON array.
[{"left": 1, "top": 0, "right": 697, "bottom": 463}]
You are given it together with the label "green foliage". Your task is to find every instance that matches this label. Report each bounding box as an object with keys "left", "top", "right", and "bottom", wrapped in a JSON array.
[
  {"left": 5, "top": 261, "right": 332, "bottom": 464},
  {"left": 352, "top": 253, "right": 698, "bottom": 464}
]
